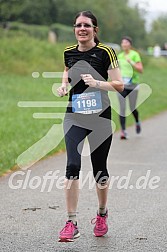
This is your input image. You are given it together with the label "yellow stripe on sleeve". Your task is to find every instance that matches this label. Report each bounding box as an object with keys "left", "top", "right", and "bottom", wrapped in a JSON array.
[
  {"left": 64, "top": 44, "right": 77, "bottom": 52},
  {"left": 97, "top": 43, "right": 119, "bottom": 68}
]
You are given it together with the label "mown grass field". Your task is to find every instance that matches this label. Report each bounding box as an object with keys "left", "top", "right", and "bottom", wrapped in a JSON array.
[{"left": 0, "top": 35, "right": 167, "bottom": 175}]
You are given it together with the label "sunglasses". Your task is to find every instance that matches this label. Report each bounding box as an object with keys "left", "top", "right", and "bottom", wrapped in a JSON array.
[{"left": 73, "top": 23, "right": 96, "bottom": 28}]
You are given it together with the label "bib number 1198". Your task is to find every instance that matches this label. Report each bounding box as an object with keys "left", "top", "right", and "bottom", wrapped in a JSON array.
[
  {"left": 72, "top": 91, "right": 102, "bottom": 114},
  {"left": 77, "top": 99, "right": 97, "bottom": 108}
]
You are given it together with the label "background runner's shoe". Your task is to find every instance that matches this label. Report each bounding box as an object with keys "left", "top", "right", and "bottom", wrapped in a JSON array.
[
  {"left": 91, "top": 210, "right": 108, "bottom": 237},
  {"left": 120, "top": 130, "right": 128, "bottom": 140},
  {"left": 58, "top": 220, "right": 80, "bottom": 242},
  {"left": 136, "top": 122, "right": 141, "bottom": 134}
]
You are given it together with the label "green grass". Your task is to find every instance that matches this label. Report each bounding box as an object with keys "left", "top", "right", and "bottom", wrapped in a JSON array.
[
  {"left": 0, "top": 74, "right": 67, "bottom": 174},
  {"left": 0, "top": 35, "right": 167, "bottom": 175},
  {"left": 0, "top": 34, "right": 68, "bottom": 74}
]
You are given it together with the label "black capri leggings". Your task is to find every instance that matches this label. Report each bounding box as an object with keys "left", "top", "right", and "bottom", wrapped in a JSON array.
[
  {"left": 118, "top": 85, "right": 139, "bottom": 130},
  {"left": 63, "top": 113, "right": 112, "bottom": 184}
]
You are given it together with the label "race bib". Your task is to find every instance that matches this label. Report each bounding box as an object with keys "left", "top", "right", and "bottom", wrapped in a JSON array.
[
  {"left": 72, "top": 91, "right": 102, "bottom": 114},
  {"left": 122, "top": 77, "right": 132, "bottom": 85}
]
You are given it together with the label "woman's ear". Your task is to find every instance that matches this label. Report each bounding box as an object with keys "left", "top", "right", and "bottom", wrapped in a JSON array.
[{"left": 94, "top": 27, "right": 99, "bottom": 33}]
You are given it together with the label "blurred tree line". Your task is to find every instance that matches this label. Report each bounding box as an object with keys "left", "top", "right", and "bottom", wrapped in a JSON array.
[
  {"left": 0, "top": 0, "right": 167, "bottom": 48},
  {"left": 148, "top": 15, "right": 167, "bottom": 48}
]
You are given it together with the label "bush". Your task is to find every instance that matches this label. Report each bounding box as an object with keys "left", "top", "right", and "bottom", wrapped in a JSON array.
[
  {"left": 8, "top": 22, "right": 49, "bottom": 40},
  {"left": 1, "top": 22, "right": 76, "bottom": 43},
  {"left": 50, "top": 23, "right": 75, "bottom": 42}
]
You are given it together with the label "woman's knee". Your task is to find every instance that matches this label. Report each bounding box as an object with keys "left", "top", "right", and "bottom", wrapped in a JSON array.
[
  {"left": 65, "top": 164, "right": 81, "bottom": 180},
  {"left": 93, "top": 170, "right": 109, "bottom": 184}
]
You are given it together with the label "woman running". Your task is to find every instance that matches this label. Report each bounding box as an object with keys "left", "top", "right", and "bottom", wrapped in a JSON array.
[
  {"left": 57, "top": 10, "right": 123, "bottom": 242},
  {"left": 118, "top": 36, "right": 143, "bottom": 139}
]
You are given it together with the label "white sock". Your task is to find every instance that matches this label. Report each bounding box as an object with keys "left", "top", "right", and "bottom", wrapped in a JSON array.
[
  {"left": 67, "top": 212, "right": 77, "bottom": 224},
  {"left": 98, "top": 207, "right": 107, "bottom": 215}
]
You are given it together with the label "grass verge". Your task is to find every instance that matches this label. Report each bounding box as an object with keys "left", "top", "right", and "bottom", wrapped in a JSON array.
[{"left": 0, "top": 35, "right": 167, "bottom": 175}]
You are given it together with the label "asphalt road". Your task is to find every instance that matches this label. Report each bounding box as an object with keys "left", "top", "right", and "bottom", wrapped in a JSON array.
[{"left": 0, "top": 111, "right": 167, "bottom": 252}]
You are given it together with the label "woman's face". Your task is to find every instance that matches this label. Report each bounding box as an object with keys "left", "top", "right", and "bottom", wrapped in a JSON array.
[
  {"left": 74, "top": 16, "right": 96, "bottom": 43},
  {"left": 121, "top": 39, "right": 131, "bottom": 51}
]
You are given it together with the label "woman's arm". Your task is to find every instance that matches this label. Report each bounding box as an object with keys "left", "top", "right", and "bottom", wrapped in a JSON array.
[
  {"left": 126, "top": 56, "right": 143, "bottom": 73},
  {"left": 57, "top": 66, "right": 69, "bottom": 96},
  {"left": 129, "top": 61, "right": 143, "bottom": 73},
  {"left": 81, "top": 67, "right": 124, "bottom": 92}
]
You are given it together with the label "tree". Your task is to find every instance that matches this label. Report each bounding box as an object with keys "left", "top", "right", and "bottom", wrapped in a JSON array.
[
  {"left": 148, "top": 15, "right": 167, "bottom": 47},
  {"left": 0, "top": 0, "right": 23, "bottom": 22},
  {"left": 0, "top": 0, "right": 147, "bottom": 48},
  {"left": 0, "top": 0, "right": 58, "bottom": 24}
]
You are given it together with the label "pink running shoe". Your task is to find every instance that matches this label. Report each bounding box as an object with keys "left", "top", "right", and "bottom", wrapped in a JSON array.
[
  {"left": 91, "top": 210, "right": 108, "bottom": 237},
  {"left": 58, "top": 220, "right": 80, "bottom": 242}
]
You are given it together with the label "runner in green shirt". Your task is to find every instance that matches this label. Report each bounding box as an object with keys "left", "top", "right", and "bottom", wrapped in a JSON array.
[{"left": 117, "top": 36, "right": 143, "bottom": 139}]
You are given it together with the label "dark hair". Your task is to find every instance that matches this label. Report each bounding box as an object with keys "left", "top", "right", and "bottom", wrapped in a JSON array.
[
  {"left": 122, "top": 36, "right": 132, "bottom": 45},
  {"left": 74, "top": 10, "right": 99, "bottom": 43}
]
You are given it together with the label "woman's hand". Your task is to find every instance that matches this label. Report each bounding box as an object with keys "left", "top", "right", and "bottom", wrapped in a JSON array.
[
  {"left": 81, "top": 74, "right": 97, "bottom": 87},
  {"left": 57, "top": 85, "right": 68, "bottom": 97}
]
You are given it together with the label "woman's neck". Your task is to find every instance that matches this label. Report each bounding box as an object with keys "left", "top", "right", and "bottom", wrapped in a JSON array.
[
  {"left": 78, "top": 41, "right": 96, "bottom": 52},
  {"left": 124, "top": 49, "right": 131, "bottom": 54}
]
